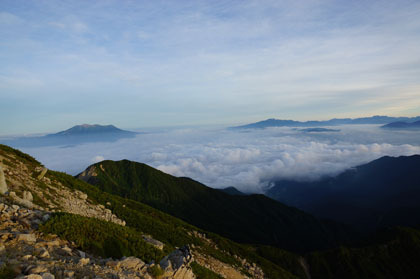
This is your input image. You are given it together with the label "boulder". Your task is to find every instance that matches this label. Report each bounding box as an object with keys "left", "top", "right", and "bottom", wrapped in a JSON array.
[
  {"left": 118, "top": 256, "right": 145, "bottom": 270},
  {"left": 160, "top": 246, "right": 192, "bottom": 271},
  {"left": 37, "top": 168, "right": 48, "bottom": 180},
  {"left": 79, "top": 258, "right": 90, "bottom": 266},
  {"left": 0, "top": 166, "right": 8, "bottom": 194},
  {"left": 23, "top": 191, "right": 34, "bottom": 202},
  {"left": 25, "top": 275, "right": 43, "bottom": 279},
  {"left": 17, "top": 233, "right": 37, "bottom": 243}
]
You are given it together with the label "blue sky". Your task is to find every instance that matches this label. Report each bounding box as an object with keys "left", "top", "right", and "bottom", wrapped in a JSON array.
[{"left": 1, "top": 0, "right": 420, "bottom": 135}]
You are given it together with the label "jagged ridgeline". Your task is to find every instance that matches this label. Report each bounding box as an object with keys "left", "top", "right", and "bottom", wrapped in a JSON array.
[
  {"left": 77, "top": 160, "right": 353, "bottom": 252},
  {"left": 0, "top": 144, "right": 301, "bottom": 279}
]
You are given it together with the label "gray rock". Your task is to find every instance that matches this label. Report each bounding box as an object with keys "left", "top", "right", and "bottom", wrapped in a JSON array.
[
  {"left": 78, "top": 250, "right": 86, "bottom": 258},
  {"left": 42, "top": 214, "right": 51, "bottom": 222},
  {"left": 17, "top": 233, "right": 37, "bottom": 243}
]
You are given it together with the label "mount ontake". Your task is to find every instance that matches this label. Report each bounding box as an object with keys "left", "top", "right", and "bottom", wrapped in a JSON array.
[{"left": 0, "top": 124, "right": 137, "bottom": 148}]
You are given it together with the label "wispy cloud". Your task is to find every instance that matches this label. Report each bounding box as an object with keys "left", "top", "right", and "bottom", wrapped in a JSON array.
[{"left": 1, "top": 0, "right": 420, "bottom": 134}]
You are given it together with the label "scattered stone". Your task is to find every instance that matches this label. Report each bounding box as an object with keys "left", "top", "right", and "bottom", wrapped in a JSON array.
[
  {"left": 118, "top": 256, "right": 145, "bottom": 270},
  {"left": 143, "top": 235, "right": 165, "bottom": 250},
  {"left": 79, "top": 258, "right": 90, "bottom": 266},
  {"left": 28, "top": 265, "right": 48, "bottom": 274},
  {"left": 23, "top": 190, "right": 33, "bottom": 202},
  {"left": 17, "top": 233, "right": 36, "bottom": 243},
  {"left": 39, "top": 249, "right": 50, "bottom": 258},
  {"left": 42, "top": 272, "right": 55, "bottom": 279},
  {"left": 25, "top": 275, "right": 43, "bottom": 279},
  {"left": 78, "top": 250, "right": 86, "bottom": 258},
  {"left": 64, "top": 270, "right": 75, "bottom": 278}
]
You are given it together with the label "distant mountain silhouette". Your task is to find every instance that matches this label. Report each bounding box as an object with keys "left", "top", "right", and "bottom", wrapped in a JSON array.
[
  {"left": 0, "top": 124, "right": 137, "bottom": 147},
  {"left": 232, "top": 115, "right": 420, "bottom": 129},
  {"left": 381, "top": 120, "right": 420, "bottom": 130},
  {"left": 299, "top": 128, "right": 340, "bottom": 133},
  {"left": 265, "top": 155, "right": 420, "bottom": 231}
]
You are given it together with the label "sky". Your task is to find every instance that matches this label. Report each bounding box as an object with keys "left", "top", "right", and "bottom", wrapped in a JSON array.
[{"left": 1, "top": 0, "right": 420, "bottom": 135}]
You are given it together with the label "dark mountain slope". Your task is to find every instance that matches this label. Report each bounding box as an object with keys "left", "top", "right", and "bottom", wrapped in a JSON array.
[
  {"left": 266, "top": 155, "right": 420, "bottom": 230},
  {"left": 77, "top": 160, "right": 352, "bottom": 252},
  {"left": 307, "top": 226, "right": 420, "bottom": 279}
]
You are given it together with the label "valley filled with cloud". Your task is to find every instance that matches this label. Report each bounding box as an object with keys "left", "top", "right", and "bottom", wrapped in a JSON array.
[{"left": 16, "top": 125, "right": 420, "bottom": 193}]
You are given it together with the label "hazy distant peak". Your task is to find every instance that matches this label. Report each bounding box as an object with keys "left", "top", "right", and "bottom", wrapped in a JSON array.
[{"left": 51, "top": 124, "right": 132, "bottom": 136}]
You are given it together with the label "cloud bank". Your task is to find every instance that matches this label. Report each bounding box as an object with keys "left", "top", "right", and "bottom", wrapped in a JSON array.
[{"left": 18, "top": 125, "right": 420, "bottom": 193}]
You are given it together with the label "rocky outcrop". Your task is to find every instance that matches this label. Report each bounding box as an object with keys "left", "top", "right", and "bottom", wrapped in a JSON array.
[
  {"left": 160, "top": 246, "right": 195, "bottom": 279},
  {"left": 0, "top": 165, "right": 8, "bottom": 194},
  {"left": 9, "top": 191, "right": 34, "bottom": 209},
  {"left": 36, "top": 168, "right": 48, "bottom": 180},
  {"left": 143, "top": 234, "right": 164, "bottom": 250},
  {"left": 0, "top": 198, "right": 154, "bottom": 279}
]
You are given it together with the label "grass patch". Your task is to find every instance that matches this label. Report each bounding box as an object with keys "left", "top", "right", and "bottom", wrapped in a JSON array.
[{"left": 191, "top": 262, "right": 223, "bottom": 279}]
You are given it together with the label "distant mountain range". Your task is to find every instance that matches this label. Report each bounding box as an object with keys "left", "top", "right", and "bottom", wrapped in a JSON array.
[
  {"left": 232, "top": 115, "right": 420, "bottom": 129},
  {"left": 265, "top": 155, "right": 420, "bottom": 231},
  {"left": 381, "top": 120, "right": 420, "bottom": 130},
  {"left": 0, "top": 124, "right": 137, "bottom": 147}
]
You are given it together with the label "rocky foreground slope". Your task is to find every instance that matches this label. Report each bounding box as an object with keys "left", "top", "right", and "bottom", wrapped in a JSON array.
[{"left": 0, "top": 145, "right": 275, "bottom": 279}]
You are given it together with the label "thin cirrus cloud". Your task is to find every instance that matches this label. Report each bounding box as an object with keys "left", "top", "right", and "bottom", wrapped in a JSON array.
[
  {"left": 1, "top": 0, "right": 420, "bottom": 135},
  {"left": 18, "top": 125, "right": 420, "bottom": 193}
]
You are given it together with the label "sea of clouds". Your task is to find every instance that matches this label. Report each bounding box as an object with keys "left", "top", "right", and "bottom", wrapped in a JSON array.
[{"left": 16, "top": 125, "right": 420, "bottom": 193}]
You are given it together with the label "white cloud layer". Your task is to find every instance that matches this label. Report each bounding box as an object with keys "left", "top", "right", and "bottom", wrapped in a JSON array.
[{"left": 18, "top": 125, "right": 420, "bottom": 193}]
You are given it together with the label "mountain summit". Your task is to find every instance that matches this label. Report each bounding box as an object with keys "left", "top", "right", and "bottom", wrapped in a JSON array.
[
  {"left": 1, "top": 124, "right": 137, "bottom": 147},
  {"left": 51, "top": 124, "right": 135, "bottom": 136}
]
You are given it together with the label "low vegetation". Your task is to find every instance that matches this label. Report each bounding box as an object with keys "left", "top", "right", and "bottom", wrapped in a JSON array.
[
  {"left": 190, "top": 262, "right": 223, "bottom": 279},
  {"left": 40, "top": 213, "right": 165, "bottom": 263}
]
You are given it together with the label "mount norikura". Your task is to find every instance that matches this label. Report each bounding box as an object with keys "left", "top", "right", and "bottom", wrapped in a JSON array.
[
  {"left": 2, "top": 144, "right": 420, "bottom": 279},
  {"left": 231, "top": 115, "right": 420, "bottom": 129},
  {"left": 0, "top": 124, "right": 137, "bottom": 148}
]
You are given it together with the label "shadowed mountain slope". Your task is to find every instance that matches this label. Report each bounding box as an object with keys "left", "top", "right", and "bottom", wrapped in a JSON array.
[
  {"left": 77, "top": 160, "right": 352, "bottom": 252},
  {"left": 266, "top": 155, "right": 420, "bottom": 231}
]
